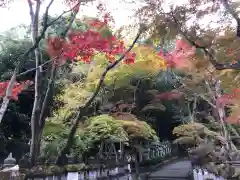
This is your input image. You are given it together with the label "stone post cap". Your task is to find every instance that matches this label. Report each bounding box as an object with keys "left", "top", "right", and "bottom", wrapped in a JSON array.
[{"left": 3, "top": 153, "right": 16, "bottom": 168}]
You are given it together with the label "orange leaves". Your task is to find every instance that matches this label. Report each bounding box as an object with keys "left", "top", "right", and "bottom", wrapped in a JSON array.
[
  {"left": 105, "top": 53, "right": 115, "bottom": 62},
  {"left": 0, "top": 80, "right": 32, "bottom": 100},
  {"left": 123, "top": 52, "right": 136, "bottom": 64},
  {"left": 47, "top": 37, "right": 66, "bottom": 59},
  {"left": 88, "top": 19, "right": 107, "bottom": 29}
]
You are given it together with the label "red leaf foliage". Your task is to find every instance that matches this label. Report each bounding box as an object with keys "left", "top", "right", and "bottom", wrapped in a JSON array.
[
  {"left": 216, "top": 88, "right": 240, "bottom": 107},
  {"left": 0, "top": 13, "right": 136, "bottom": 101},
  {"left": 158, "top": 39, "right": 195, "bottom": 68},
  {"left": 216, "top": 94, "right": 234, "bottom": 107},
  {"left": 47, "top": 15, "right": 136, "bottom": 65},
  {"left": 0, "top": 80, "right": 33, "bottom": 100},
  {"left": 216, "top": 88, "right": 240, "bottom": 124},
  {"left": 155, "top": 91, "right": 183, "bottom": 100}
]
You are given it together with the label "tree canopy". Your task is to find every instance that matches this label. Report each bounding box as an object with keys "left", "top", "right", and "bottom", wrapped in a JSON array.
[{"left": 1, "top": 1, "right": 240, "bottom": 174}]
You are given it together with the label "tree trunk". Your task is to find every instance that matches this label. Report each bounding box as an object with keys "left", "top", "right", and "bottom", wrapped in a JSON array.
[
  {"left": 32, "top": 64, "right": 56, "bottom": 163},
  {"left": 30, "top": 124, "right": 41, "bottom": 165},
  {"left": 28, "top": 0, "right": 41, "bottom": 166}
]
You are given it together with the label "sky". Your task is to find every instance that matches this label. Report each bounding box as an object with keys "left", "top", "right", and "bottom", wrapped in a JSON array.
[
  {"left": 0, "top": 0, "right": 138, "bottom": 33},
  {"left": 0, "top": 0, "right": 238, "bottom": 37}
]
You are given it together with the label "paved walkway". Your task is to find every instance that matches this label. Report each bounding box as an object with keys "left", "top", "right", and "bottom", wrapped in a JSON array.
[{"left": 147, "top": 160, "right": 192, "bottom": 179}]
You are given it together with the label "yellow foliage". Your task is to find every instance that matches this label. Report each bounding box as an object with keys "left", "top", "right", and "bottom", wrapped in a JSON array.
[
  {"left": 60, "top": 82, "right": 92, "bottom": 108},
  {"left": 46, "top": 45, "right": 167, "bottom": 125},
  {"left": 173, "top": 122, "right": 220, "bottom": 138},
  {"left": 118, "top": 119, "right": 158, "bottom": 141},
  {"left": 86, "top": 45, "right": 167, "bottom": 90},
  {"left": 82, "top": 114, "right": 159, "bottom": 142},
  {"left": 132, "top": 45, "right": 167, "bottom": 71},
  {"left": 173, "top": 123, "right": 226, "bottom": 146},
  {"left": 173, "top": 123, "right": 206, "bottom": 137}
]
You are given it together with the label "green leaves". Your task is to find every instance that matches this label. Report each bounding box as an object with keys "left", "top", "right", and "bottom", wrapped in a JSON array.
[{"left": 84, "top": 114, "right": 129, "bottom": 143}]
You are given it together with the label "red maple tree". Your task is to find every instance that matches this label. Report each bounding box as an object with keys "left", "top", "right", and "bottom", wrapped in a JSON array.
[
  {"left": 0, "top": 14, "right": 136, "bottom": 101},
  {"left": 47, "top": 15, "right": 136, "bottom": 64}
]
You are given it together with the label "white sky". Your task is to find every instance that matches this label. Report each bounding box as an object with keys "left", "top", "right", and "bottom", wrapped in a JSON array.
[
  {"left": 0, "top": 0, "right": 238, "bottom": 37},
  {"left": 0, "top": 0, "right": 138, "bottom": 33}
]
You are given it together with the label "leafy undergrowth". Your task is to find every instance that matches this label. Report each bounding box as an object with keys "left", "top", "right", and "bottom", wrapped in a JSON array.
[
  {"left": 82, "top": 114, "right": 159, "bottom": 144},
  {"left": 42, "top": 114, "right": 159, "bottom": 159}
]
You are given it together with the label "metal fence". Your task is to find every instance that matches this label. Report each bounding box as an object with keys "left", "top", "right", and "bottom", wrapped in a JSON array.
[{"left": 3, "top": 141, "right": 173, "bottom": 180}]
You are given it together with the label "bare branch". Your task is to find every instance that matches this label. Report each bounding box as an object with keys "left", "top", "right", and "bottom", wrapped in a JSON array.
[
  {"left": 16, "top": 59, "right": 52, "bottom": 77},
  {"left": 47, "top": 1, "right": 80, "bottom": 27},
  {"left": 56, "top": 30, "right": 143, "bottom": 165},
  {"left": 0, "top": 0, "right": 77, "bottom": 123}
]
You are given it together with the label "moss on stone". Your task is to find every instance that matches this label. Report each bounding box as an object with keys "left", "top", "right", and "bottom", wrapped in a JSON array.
[{"left": 20, "top": 163, "right": 86, "bottom": 178}]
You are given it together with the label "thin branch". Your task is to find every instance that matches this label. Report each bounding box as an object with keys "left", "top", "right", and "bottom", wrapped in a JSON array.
[
  {"left": 0, "top": 0, "right": 79, "bottom": 123},
  {"left": 227, "top": 123, "right": 240, "bottom": 138},
  {"left": 16, "top": 59, "right": 52, "bottom": 77},
  {"left": 47, "top": 1, "right": 80, "bottom": 27},
  {"left": 221, "top": 0, "right": 240, "bottom": 37},
  {"left": 38, "top": 8, "right": 79, "bottom": 133},
  {"left": 171, "top": 11, "right": 240, "bottom": 70},
  {"left": 171, "top": 72, "right": 216, "bottom": 108},
  {"left": 189, "top": 95, "right": 197, "bottom": 122},
  {"left": 0, "top": 0, "right": 56, "bottom": 123},
  {"left": 56, "top": 30, "right": 143, "bottom": 165},
  {"left": 61, "top": 11, "right": 77, "bottom": 37},
  {"left": 43, "top": 0, "right": 55, "bottom": 26}
]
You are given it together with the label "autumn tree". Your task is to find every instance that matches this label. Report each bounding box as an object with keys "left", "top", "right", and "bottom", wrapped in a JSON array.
[
  {"left": 0, "top": 0, "right": 95, "bottom": 165},
  {"left": 0, "top": 0, "right": 147, "bottom": 166},
  {"left": 130, "top": 0, "right": 240, "bottom": 177},
  {"left": 132, "top": 0, "right": 240, "bottom": 123}
]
